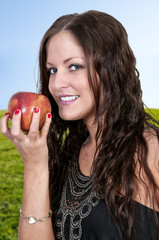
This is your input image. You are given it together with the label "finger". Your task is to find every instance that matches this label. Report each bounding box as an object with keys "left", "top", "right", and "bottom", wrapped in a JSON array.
[
  {"left": 40, "top": 113, "right": 52, "bottom": 139},
  {"left": 28, "top": 107, "right": 40, "bottom": 139},
  {"left": 0, "top": 112, "right": 12, "bottom": 139},
  {"left": 11, "top": 109, "right": 24, "bottom": 140}
]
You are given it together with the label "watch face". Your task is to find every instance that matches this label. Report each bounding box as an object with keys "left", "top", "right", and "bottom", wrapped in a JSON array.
[{"left": 27, "top": 216, "right": 37, "bottom": 224}]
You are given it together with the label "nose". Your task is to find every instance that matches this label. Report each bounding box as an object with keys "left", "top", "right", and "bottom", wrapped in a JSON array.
[{"left": 49, "top": 70, "right": 69, "bottom": 91}]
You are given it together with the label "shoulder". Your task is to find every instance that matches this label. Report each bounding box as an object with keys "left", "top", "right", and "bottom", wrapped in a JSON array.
[
  {"left": 133, "top": 128, "right": 159, "bottom": 209},
  {"left": 144, "top": 128, "right": 159, "bottom": 176}
]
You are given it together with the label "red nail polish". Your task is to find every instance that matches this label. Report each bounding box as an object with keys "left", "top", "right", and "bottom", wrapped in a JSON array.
[
  {"left": 15, "top": 109, "right": 20, "bottom": 115},
  {"left": 47, "top": 113, "right": 51, "bottom": 118},
  {"left": 4, "top": 112, "right": 10, "bottom": 116},
  {"left": 34, "top": 108, "right": 39, "bottom": 113}
]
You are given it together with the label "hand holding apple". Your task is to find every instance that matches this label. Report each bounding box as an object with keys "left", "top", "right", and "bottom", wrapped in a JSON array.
[{"left": 8, "top": 92, "right": 51, "bottom": 132}]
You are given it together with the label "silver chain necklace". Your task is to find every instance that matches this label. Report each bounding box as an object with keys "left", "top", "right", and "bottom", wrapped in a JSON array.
[{"left": 55, "top": 159, "right": 101, "bottom": 240}]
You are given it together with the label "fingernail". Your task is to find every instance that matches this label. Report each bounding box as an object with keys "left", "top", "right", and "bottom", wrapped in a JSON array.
[
  {"left": 4, "top": 112, "right": 10, "bottom": 116},
  {"left": 47, "top": 113, "right": 51, "bottom": 118},
  {"left": 15, "top": 109, "right": 20, "bottom": 115},
  {"left": 34, "top": 107, "right": 39, "bottom": 113}
]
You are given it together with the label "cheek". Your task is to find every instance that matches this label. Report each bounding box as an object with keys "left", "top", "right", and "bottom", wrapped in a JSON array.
[
  {"left": 76, "top": 76, "right": 90, "bottom": 90},
  {"left": 48, "top": 79, "right": 53, "bottom": 95},
  {"left": 48, "top": 80, "right": 56, "bottom": 101},
  {"left": 48, "top": 79, "right": 51, "bottom": 91}
]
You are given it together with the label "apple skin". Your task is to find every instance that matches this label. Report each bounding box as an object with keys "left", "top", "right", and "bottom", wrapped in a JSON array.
[{"left": 8, "top": 92, "right": 51, "bottom": 132}]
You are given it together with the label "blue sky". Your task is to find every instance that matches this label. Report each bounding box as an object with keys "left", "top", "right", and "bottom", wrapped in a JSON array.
[{"left": 0, "top": 0, "right": 159, "bottom": 110}]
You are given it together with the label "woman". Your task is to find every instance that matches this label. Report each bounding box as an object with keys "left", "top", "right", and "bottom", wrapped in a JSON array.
[{"left": 0, "top": 10, "right": 159, "bottom": 240}]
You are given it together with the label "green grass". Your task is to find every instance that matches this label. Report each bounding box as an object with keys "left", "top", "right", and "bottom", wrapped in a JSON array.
[
  {"left": 145, "top": 108, "right": 159, "bottom": 126},
  {"left": 0, "top": 108, "right": 159, "bottom": 239},
  {"left": 145, "top": 108, "right": 159, "bottom": 118},
  {"left": 0, "top": 110, "right": 24, "bottom": 240}
]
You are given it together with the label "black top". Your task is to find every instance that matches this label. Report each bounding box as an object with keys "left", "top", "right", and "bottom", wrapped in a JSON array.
[
  {"left": 54, "top": 159, "right": 159, "bottom": 240},
  {"left": 81, "top": 199, "right": 159, "bottom": 240}
]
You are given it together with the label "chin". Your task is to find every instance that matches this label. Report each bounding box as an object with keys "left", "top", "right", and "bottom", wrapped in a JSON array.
[{"left": 59, "top": 112, "right": 80, "bottom": 121}]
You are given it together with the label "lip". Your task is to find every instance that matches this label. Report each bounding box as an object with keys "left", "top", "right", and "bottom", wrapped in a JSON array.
[{"left": 58, "top": 95, "right": 79, "bottom": 105}]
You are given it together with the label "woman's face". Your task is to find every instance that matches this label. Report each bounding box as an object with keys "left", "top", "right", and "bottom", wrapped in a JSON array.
[{"left": 46, "top": 30, "right": 96, "bottom": 123}]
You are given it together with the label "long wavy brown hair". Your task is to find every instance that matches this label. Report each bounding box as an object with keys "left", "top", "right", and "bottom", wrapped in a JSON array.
[{"left": 38, "top": 10, "right": 159, "bottom": 239}]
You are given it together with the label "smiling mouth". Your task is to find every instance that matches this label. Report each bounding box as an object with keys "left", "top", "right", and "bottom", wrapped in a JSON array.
[{"left": 60, "top": 95, "right": 79, "bottom": 101}]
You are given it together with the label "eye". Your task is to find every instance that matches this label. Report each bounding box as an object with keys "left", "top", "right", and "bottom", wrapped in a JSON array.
[
  {"left": 47, "top": 67, "right": 57, "bottom": 75},
  {"left": 69, "top": 64, "right": 83, "bottom": 71}
]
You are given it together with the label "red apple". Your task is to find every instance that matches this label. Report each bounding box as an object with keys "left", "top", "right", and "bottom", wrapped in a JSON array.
[{"left": 8, "top": 91, "right": 51, "bottom": 132}]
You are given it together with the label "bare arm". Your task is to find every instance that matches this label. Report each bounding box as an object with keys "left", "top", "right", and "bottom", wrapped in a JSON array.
[
  {"left": 0, "top": 109, "right": 55, "bottom": 240},
  {"left": 18, "top": 167, "right": 54, "bottom": 240}
]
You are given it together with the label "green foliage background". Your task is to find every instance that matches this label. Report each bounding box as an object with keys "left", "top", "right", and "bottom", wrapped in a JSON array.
[{"left": 0, "top": 109, "right": 159, "bottom": 239}]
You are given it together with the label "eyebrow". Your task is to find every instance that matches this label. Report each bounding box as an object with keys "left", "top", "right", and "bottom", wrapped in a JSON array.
[
  {"left": 63, "top": 57, "right": 75, "bottom": 64},
  {"left": 46, "top": 57, "right": 85, "bottom": 66}
]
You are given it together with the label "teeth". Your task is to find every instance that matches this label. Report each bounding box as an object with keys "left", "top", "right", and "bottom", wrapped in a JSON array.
[{"left": 60, "top": 96, "right": 78, "bottom": 101}]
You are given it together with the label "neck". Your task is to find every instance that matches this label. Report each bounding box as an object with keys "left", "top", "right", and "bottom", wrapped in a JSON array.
[{"left": 84, "top": 118, "right": 98, "bottom": 145}]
